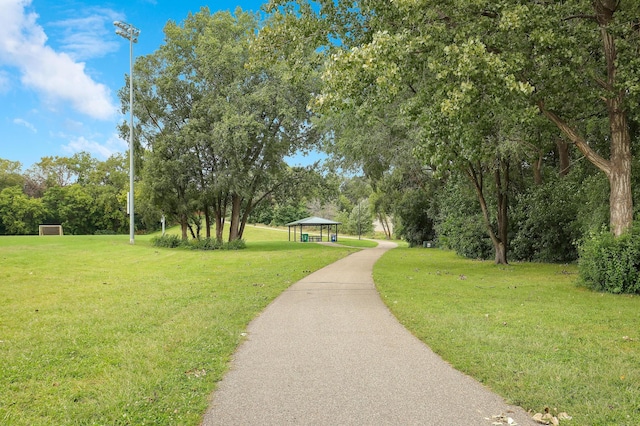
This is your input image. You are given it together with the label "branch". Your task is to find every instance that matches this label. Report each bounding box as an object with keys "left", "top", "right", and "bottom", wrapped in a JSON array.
[
  {"left": 562, "top": 14, "right": 598, "bottom": 22},
  {"left": 537, "top": 100, "right": 611, "bottom": 175}
]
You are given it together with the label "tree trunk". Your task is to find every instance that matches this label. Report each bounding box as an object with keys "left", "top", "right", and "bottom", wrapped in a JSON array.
[
  {"left": 556, "top": 139, "right": 571, "bottom": 177},
  {"left": 228, "top": 193, "right": 242, "bottom": 242},
  {"left": 378, "top": 213, "right": 392, "bottom": 239},
  {"left": 533, "top": 152, "right": 543, "bottom": 185},
  {"left": 465, "top": 161, "right": 508, "bottom": 265},
  {"left": 204, "top": 206, "right": 211, "bottom": 239},
  {"left": 608, "top": 94, "right": 633, "bottom": 236},
  {"left": 238, "top": 204, "right": 250, "bottom": 241},
  {"left": 213, "top": 196, "right": 226, "bottom": 243},
  {"left": 180, "top": 214, "right": 188, "bottom": 241},
  {"left": 495, "top": 159, "right": 509, "bottom": 265},
  {"left": 600, "top": 10, "right": 633, "bottom": 236}
]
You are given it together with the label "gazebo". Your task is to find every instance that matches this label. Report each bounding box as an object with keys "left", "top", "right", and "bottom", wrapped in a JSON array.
[{"left": 286, "top": 216, "right": 341, "bottom": 243}]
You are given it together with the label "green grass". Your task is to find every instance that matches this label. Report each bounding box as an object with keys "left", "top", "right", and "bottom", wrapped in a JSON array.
[
  {"left": 333, "top": 237, "right": 379, "bottom": 248},
  {"left": 374, "top": 248, "right": 640, "bottom": 425},
  {"left": 0, "top": 228, "right": 358, "bottom": 425}
]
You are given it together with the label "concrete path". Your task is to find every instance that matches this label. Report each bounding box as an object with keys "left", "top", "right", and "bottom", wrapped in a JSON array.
[{"left": 201, "top": 241, "right": 536, "bottom": 425}]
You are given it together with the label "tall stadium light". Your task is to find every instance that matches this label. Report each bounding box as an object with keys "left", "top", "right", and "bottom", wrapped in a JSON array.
[{"left": 114, "top": 21, "right": 140, "bottom": 245}]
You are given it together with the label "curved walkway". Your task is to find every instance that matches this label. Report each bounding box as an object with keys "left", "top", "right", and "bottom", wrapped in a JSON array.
[{"left": 201, "top": 241, "right": 535, "bottom": 425}]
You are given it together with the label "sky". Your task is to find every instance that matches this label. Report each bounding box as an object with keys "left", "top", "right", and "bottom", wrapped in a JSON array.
[{"left": 0, "top": 0, "right": 319, "bottom": 171}]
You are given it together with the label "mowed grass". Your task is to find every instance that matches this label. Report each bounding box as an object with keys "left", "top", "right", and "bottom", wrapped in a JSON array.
[
  {"left": 0, "top": 227, "right": 358, "bottom": 425},
  {"left": 374, "top": 248, "right": 640, "bottom": 425},
  {"left": 333, "top": 238, "right": 379, "bottom": 248}
]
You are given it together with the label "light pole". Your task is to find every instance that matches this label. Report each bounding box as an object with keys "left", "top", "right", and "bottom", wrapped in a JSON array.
[{"left": 114, "top": 20, "right": 140, "bottom": 245}]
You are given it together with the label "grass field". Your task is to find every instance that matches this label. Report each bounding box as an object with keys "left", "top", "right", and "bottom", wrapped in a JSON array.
[
  {"left": 4, "top": 229, "right": 638, "bottom": 425},
  {"left": 0, "top": 227, "right": 358, "bottom": 425},
  {"left": 374, "top": 248, "right": 640, "bottom": 425}
]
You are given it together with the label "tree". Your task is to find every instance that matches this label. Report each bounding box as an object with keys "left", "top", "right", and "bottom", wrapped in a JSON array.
[
  {"left": 42, "top": 185, "right": 95, "bottom": 235},
  {"left": 495, "top": 1, "right": 640, "bottom": 236},
  {"left": 269, "top": 1, "right": 537, "bottom": 263},
  {"left": 0, "top": 159, "right": 25, "bottom": 191},
  {"left": 131, "top": 8, "right": 321, "bottom": 242},
  {"left": 0, "top": 186, "right": 44, "bottom": 235}
]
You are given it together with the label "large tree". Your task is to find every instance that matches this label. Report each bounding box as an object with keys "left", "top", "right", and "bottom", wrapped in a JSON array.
[
  {"left": 519, "top": 1, "right": 640, "bottom": 236},
  {"left": 129, "top": 8, "right": 320, "bottom": 242}
]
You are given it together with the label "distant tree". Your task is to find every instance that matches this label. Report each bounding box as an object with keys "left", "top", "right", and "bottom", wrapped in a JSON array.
[
  {"left": 42, "top": 185, "right": 95, "bottom": 235},
  {"left": 0, "top": 186, "right": 45, "bottom": 235},
  {"left": 0, "top": 159, "right": 25, "bottom": 191}
]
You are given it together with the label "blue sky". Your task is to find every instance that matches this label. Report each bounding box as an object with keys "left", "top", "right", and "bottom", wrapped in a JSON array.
[{"left": 0, "top": 0, "right": 321, "bottom": 171}]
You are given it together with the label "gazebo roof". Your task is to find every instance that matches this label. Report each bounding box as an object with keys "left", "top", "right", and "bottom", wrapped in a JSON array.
[{"left": 286, "top": 216, "right": 341, "bottom": 226}]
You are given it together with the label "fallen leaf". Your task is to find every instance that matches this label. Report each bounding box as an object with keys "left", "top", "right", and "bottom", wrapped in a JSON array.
[{"left": 557, "top": 412, "right": 572, "bottom": 420}]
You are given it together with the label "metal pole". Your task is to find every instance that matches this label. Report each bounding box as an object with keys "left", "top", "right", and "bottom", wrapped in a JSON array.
[
  {"left": 114, "top": 21, "right": 139, "bottom": 245},
  {"left": 128, "top": 36, "right": 135, "bottom": 244}
]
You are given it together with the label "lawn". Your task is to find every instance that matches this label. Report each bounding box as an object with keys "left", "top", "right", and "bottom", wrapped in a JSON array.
[
  {"left": 374, "top": 248, "right": 640, "bottom": 426},
  {"left": 0, "top": 227, "right": 358, "bottom": 425}
]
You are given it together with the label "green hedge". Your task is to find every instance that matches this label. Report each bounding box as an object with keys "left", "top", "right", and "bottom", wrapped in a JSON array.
[{"left": 578, "top": 225, "right": 640, "bottom": 294}]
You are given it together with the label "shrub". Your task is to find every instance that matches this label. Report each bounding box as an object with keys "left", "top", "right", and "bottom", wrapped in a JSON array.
[
  {"left": 578, "top": 226, "right": 640, "bottom": 294},
  {"left": 437, "top": 214, "right": 493, "bottom": 260},
  {"left": 510, "top": 178, "right": 582, "bottom": 263},
  {"left": 188, "top": 238, "right": 223, "bottom": 251},
  {"left": 394, "top": 189, "right": 435, "bottom": 247},
  {"left": 225, "top": 239, "right": 246, "bottom": 250},
  {"left": 152, "top": 235, "right": 246, "bottom": 251},
  {"left": 151, "top": 234, "right": 182, "bottom": 248}
]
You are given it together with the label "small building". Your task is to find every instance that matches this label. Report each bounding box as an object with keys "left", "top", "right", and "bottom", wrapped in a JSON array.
[{"left": 286, "top": 216, "right": 341, "bottom": 243}]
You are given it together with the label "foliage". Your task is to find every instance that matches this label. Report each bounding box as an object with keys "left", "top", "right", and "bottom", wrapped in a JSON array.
[
  {"left": 0, "top": 186, "right": 45, "bottom": 235},
  {"left": 0, "top": 159, "right": 25, "bottom": 191},
  {"left": 393, "top": 189, "right": 435, "bottom": 248},
  {"left": 151, "top": 234, "right": 183, "bottom": 248},
  {"left": 437, "top": 213, "right": 494, "bottom": 261},
  {"left": 130, "top": 8, "right": 321, "bottom": 242},
  {"left": 579, "top": 225, "right": 640, "bottom": 294},
  {"left": 435, "top": 176, "right": 493, "bottom": 260},
  {"left": 0, "top": 154, "right": 129, "bottom": 236},
  {"left": 151, "top": 234, "right": 247, "bottom": 251},
  {"left": 249, "top": 200, "right": 310, "bottom": 227},
  {"left": 510, "top": 177, "right": 582, "bottom": 263},
  {"left": 335, "top": 199, "right": 374, "bottom": 236}
]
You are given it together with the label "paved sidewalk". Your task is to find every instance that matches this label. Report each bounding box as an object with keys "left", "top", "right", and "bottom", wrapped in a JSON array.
[{"left": 201, "top": 241, "right": 536, "bottom": 425}]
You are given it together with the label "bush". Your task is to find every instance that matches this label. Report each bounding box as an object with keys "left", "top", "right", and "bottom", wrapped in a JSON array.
[
  {"left": 394, "top": 189, "right": 435, "bottom": 247},
  {"left": 510, "top": 178, "right": 582, "bottom": 263},
  {"left": 151, "top": 234, "right": 182, "bottom": 248},
  {"left": 188, "top": 238, "right": 222, "bottom": 250},
  {"left": 578, "top": 226, "right": 640, "bottom": 294},
  {"left": 437, "top": 214, "right": 494, "bottom": 260},
  {"left": 151, "top": 235, "right": 246, "bottom": 251},
  {"left": 225, "top": 239, "right": 246, "bottom": 250}
]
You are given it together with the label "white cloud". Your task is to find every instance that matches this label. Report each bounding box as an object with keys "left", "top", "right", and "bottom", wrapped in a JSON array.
[
  {"left": 62, "top": 133, "right": 127, "bottom": 159},
  {"left": 49, "top": 8, "right": 122, "bottom": 61},
  {"left": 13, "top": 117, "right": 37, "bottom": 132},
  {"left": 0, "top": 0, "right": 117, "bottom": 120}
]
